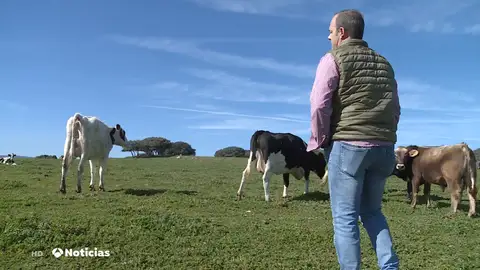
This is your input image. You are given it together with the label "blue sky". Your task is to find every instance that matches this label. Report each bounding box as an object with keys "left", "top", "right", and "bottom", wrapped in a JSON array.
[{"left": 2, "top": 0, "right": 480, "bottom": 158}]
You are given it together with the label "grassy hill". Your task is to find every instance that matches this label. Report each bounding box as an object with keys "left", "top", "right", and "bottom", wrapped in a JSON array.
[{"left": 1, "top": 158, "right": 480, "bottom": 269}]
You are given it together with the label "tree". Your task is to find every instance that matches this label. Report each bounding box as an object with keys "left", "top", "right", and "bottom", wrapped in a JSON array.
[
  {"left": 121, "top": 137, "right": 195, "bottom": 158},
  {"left": 214, "top": 146, "right": 248, "bottom": 157},
  {"left": 35, "top": 154, "right": 58, "bottom": 159},
  {"left": 164, "top": 141, "right": 196, "bottom": 156}
]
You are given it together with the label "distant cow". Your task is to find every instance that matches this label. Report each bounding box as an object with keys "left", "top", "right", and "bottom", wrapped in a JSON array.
[
  {"left": 394, "top": 143, "right": 477, "bottom": 217},
  {"left": 236, "top": 130, "right": 328, "bottom": 202},
  {"left": 0, "top": 153, "right": 16, "bottom": 165},
  {"left": 60, "top": 113, "right": 129, "bottom": 194}
]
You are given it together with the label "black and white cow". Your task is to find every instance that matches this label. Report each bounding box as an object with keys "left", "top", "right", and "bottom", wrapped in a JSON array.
[
  {"left": 237, "top": 130, "right": 328, "bottom": 202},
  {"left": 0, "top": 153, "right": 17, "bottom": 165}
]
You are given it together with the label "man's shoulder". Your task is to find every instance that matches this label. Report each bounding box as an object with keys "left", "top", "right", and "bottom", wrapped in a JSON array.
[
  {"left": 321, "top": 51, "right": 335, "bottom": 60},
  {"left": 366, "top": 47, "right": 391, "bottom": 62}
]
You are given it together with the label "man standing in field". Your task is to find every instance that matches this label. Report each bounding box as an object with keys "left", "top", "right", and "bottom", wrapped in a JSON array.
[{"left": 307, "top": 9, "right": 401, "bottom": 270}]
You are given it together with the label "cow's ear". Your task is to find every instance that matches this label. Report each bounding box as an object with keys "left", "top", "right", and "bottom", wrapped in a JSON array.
[
  {"left": 408, "top": 149, "right": 419, "bottom": 157},
  {"left": 116, "top": 124, "right": 121, "bottom": 130}
]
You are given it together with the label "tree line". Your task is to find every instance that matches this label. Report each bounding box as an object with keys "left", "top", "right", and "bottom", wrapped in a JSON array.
[
  {"left": 121, "top": 137, "right": 196, "bottom": 158},
  {"left": 30, "top": 142, "right": 480, "bottom": 160}
]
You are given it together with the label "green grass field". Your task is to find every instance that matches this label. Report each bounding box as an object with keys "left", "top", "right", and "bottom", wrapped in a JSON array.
[{"left": 1, "top": 157, "right": 480, "bottom": 269}]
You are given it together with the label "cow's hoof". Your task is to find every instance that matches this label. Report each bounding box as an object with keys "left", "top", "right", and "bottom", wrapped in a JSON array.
[
  {"left": 89, "top": 185, "right": 95, "bottom": 191},
  {"left": 236, "top": 194, "right": 243, "bottom": 201},
  {"left": 468, "top": 211, "right": 476, "bottom": 218},
  {"left": 76, "top": 187, "right": 82, "bottom": 193},
  {"left": 59, "top": 188, "right": 66, "bottom": 194},
  {"left": 99, "top": 186, "right": 105, "bottom": 192}
]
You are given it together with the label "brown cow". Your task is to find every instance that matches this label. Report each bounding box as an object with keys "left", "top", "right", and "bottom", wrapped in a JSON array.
[{"left": 394, "top": 143, "right": 477, "bottom": 217}]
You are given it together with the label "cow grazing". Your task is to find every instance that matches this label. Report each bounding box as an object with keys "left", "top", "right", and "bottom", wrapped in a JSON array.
[
  {"left": 60, "top": 113, "right": 129, "bottom": 194},
  {"left": 237, "top": 130, "right": 328, "bottom": 202},
  {"left": 0, "top": 153, "right": 17, "bottom": 165},
  {"left": 394, "top": 143, "right": 477, "bottom": 217}
]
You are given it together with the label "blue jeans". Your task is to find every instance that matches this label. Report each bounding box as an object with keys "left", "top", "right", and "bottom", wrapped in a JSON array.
[{"left": 324, "top": 141, "right": 399, "bottom": 270}]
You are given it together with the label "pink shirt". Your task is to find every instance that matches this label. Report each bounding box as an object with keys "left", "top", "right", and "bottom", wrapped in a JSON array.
[{"left": 307, "top": 53, "right": 401, "bottom": 152}]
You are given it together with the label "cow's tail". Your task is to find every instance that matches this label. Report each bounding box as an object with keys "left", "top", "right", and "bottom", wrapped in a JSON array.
[
  {"left": 319, "top": 168, "right": 328, "bottom": 186},
  {"left": 245, "top": 130, "right": 266, "bottom": 174},
  {"left": 249, "top": 130, "right": 266, "bottom": 156},
  {"left": 462, "top": 143, "right": 477, "bottom": 191},
  {"left": 64, "top": 113, "right": 82, "bottom": 162}
]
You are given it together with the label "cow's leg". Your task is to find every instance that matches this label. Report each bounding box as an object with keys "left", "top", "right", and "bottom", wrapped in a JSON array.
[
  {"left": 410, "top": 178, "right": 420, "bottom": 209},
  {"left": 406, "top": 180, "right": 412, "bottom": 201},
  {"left": 237, "top": 151, "right": 256, "bottom": 199},
  {"left": 449, "top": 181, "right": 462, "bottom": 214},
  {"left": 282, "top": 173, "right": 289, "bottom": 198},
  {"left": 98, "top": 157, "right": 108, "bottom": 191},
  {"left": 304, "top": 170, "right": 310, "bottom": 194},
  {"left": 424, "top": 183, "right": 432, "bottom": 207},
  {"left": 465, "top": 168, "right": 477, "bottom": 217},
  {"left": 262, "top": 170, "right": 273, "bottom": 202},
  {"left": 89, "top": 160, "right": 96, "bottom": 191},
  {"left": 76, "top": 154, "right": 86, "bottom": 193},
  {"left": 60, "top": 153, "right": 73, "bottom": 194},
  {"left": 467, "top": 185, "right": 477, "bottom": 217}
]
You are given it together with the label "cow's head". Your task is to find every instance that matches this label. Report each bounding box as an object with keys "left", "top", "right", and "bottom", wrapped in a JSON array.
[
  {"left": 5, "top": 153, "right": 16, "bottom": 164},
  {"left": 110, "top": 124, "right": 128, "bottom": 147},
  {"left": 308, "top": 149, "right": 328, "bottom": 179},
  {"left": 393, "top": 145, "right": 420, "bottom": 175}
]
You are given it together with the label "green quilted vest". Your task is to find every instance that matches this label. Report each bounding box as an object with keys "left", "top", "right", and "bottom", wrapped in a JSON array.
[{"left": 328, "top": 39, "right": 398, "bottom": 143}]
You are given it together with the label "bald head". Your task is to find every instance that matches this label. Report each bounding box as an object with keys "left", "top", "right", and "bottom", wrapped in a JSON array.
[{"left": 334, "top": 9, "right": 365, "bottom": 39}]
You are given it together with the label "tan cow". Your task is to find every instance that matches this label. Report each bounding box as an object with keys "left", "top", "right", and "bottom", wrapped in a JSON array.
[{"left": 394, "top": 143, "right": 477, "bottom": 217}]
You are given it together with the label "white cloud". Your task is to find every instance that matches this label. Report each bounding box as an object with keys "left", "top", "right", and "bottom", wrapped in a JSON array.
[
  {"left": 397, "top": 120, "right": 480, "bottom": 149},
  {"left": 396, "top": 79, "right": 479, "bottom": 112},
  {"left": 108, "top": 35, "right": 315, "bottom": 78},
  {"left": 464, "top": 24, "right": 480, "bottom": 35},
  {"left": 366, "top": 0, "right": 476, "bottom": 33},
  {"left": 141, "top": 104, "right": 309, "bottom": 123},
  {"left": 189, "top": 117, "right": 311, "bottom": 135},
  {"left": 0, "top": 100, "right": 28, "bottom": 111},
  {"left": 151, "top": 82, "right": 189, "bottom": 92},
  {"left": 189, "top": 0, "right": 316, "bottom": 18},
  {"left": 187, "top": 37, "right": 321, "bottom": 44},
  {"left": 189, "top": 0, "right": 480, "bottom": 35},
  {"left": 185, "top": 68, "right": 310, "bottom": 104}
]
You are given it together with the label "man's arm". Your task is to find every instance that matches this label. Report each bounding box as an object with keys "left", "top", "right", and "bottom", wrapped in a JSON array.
[
  {"left": 392, "top": 79, "right": 401, "bottom": 125},
  {"left": 306, "top": 53, "right": 339, "bottom": 152}
]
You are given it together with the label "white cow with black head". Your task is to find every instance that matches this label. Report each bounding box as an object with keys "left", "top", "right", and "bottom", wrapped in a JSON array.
[
  {"left": 60, "top": 113, "right": 129, "bottom": 193},
  {"left": 0, "top": 153, "right": 17, "bottom": 165},
  {"left": 237, "top": 130, "right": 328, "bottom": 202}
]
